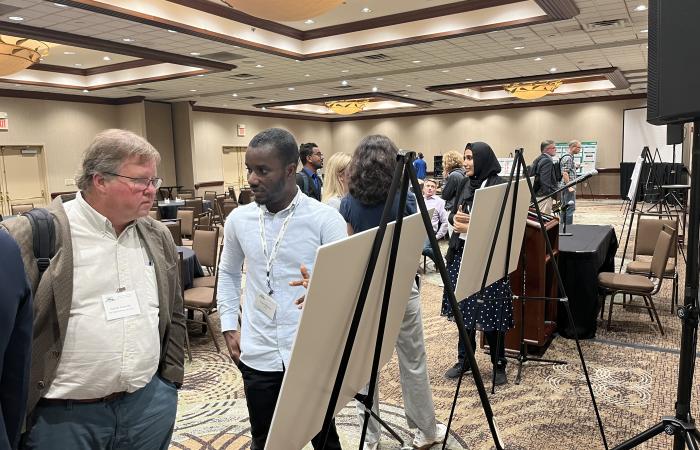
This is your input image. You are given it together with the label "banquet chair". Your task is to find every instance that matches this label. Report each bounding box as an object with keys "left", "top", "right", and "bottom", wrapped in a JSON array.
[
  {"left": 598, "top": 226, "right": 674, "bottom": 335},
  {"left": 183, "top": 265, "right": 221, "bottom": 357},
  {"left": 11, "top": 203, "right": 34, "bottom": 215},
  {"left": 192, "top": 225, "right": 219, "bottom": 275},
  {"left": 162, "top": 218, "right": 182, "bottom": 246}
]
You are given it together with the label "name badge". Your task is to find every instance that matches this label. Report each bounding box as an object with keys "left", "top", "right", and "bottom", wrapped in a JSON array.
[
  {"left": 102, "top": 290, "right": 141, "bottom": 321},
  {"left": 256, "top": 292, "right": 277, "bottom": 320}
]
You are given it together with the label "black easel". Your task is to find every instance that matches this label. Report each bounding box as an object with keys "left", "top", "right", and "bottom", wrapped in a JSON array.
[
  {"left": 612, "top": 121, "right": 700, "bottom": 450},
  {"left": 445, "top": 148, "right": 608, "bottom": 447},
  {"left": 619, "top": 147, "right": 654, "bottom": 272},
  {"left": 319, "top": 152, "right": 504, "bottom": 450}
]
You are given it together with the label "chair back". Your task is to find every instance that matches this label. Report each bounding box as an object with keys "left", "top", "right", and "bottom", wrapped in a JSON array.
[
  {"left": 634, "top": 213, "right": 679, "bottom": 258},
  {"left": 239, "top": 188, "right": 253, "bottom": 205},
  {"left": 162, "top": 219, "right": 182, "bottom": 246},
  {"left": 185, "top": 198, "right": 203, "bottom": 217},
  {"left": 204, "top": 191, "right": 217, "bottom": 204},
  {"left": 178, "top": 188, "right": 194, "bottom": 199},
  {"left": 11, "top": 203, "right": 34, "bottom": 214},
  {"left": 148, "top": 208, "right": 160, "bottom": 220},
  {"left": 650, "top": 227, "right": 675, "bottom": 281},
  {"left": 192, "top": 225, "right": 220, "bottom": 269},
  {"left": 228, "top": 186, "right": 237, "bottom": 201},
  {"left": 177, "top": 207, "right": 195, "bottom": 238},
  {"left": 222, "top": 200, "right": 237, "bottom": 220}
]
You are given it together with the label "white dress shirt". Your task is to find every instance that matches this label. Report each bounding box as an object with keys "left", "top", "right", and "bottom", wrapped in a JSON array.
[
  {"left": 46, "top": 192, "right": 160, "bottom": 399},
  {"left": 218, "top": 188, "right": 347, "bottom": 372}
]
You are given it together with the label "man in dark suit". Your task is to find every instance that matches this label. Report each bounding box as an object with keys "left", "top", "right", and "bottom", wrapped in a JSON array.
[
  {"left": 0, "top": 230, "right": 32, "bottom": 450},
  {"left": 296, "top": 142, "right": 324, "bottom": 201}
]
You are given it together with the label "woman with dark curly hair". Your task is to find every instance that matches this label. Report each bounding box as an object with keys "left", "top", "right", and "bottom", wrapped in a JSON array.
[
  {"left": 339, "top": 135, "right": 446, "bottom": 450},
  {"left": 441, "top": 142, "right": 514, "bottom": 386}
]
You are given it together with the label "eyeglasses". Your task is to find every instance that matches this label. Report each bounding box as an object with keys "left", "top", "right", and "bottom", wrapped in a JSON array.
[{"left": 104, "top": 172, "right": 163, "bottom": 190}]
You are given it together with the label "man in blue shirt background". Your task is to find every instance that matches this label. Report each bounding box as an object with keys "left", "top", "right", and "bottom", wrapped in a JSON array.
[
  {"left": 413, "top": 152, "right": 428, "bottom": 180},
  {"left": 296, "top": 142, "right": 324, "bottom": 201}
]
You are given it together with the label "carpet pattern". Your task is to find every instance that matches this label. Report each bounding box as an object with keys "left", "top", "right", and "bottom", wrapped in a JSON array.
[{"left": 172, "top": 200, "right": 699, "bottom": 450}]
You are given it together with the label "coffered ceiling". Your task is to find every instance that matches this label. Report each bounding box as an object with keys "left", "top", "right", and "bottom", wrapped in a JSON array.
[{"left": 0, "top": 0, "right": 650, "bottom": 119}]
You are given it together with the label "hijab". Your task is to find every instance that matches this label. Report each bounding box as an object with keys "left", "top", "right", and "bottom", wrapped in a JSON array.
[{"left": 460, "top": 141, "right": 501, "bottom": 211}]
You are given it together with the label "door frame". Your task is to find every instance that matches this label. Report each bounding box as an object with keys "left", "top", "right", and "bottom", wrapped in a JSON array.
[{"left": 0, "top": 145, "right": 50, "bottom": 215}]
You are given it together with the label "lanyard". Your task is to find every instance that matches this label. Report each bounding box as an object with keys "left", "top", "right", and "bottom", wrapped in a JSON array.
[{"left": 258, "top": 197, "right": 299, "bottom": 295}]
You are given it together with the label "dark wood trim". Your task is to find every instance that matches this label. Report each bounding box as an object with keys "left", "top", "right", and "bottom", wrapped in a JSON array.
[
  {"left": 533, "top": 0, "right": 580, "bottom": 19},
  {"left": 596, "top": 168, "right": 621, "bottom": 174},
  {"left": 192, "top": 105, "right": 332, "bottom": 122},
  {"left": 330, "top": 94, "right": 647, "bottom": 121},
  {"left": 254, "top": 92, "right": 432, "bottom": 109},
  {"left": 0, "top": 88, "right": 145, "bottom": 105},
  {"left": 166, "top": 0, "right": 303, "bottom": 39},
  {"left": 31, "top": 59, "right": 161, "bottom": 76},
  {"left": 51, "top": 190, "right": 78, "bottom": 199},
  {"left": 578, "top": 194, "right": 622, "bottom": 200},
  {"left": 427, "top": 68, "right": 626, "bottom": 92},
  {"left": 303, "top": 0, "right": 519, "bottom": 40},
  {"left": 194, "top": 180, "right": 225, "bottom": 189},
  {"left": 0, "top": 21, "right": 235, "bottom": 71}
]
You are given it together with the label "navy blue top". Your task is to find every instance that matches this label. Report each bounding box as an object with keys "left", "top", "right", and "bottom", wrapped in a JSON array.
[
  {"left": 302, "top": 167, "right": 320, "bottom": 191},
  {"left": 339, "top": 192, "right": 417, "bottom": 233},
  {"left": 0, "top": 231, "right": 32, "bottom": 450},
  {"left": 413, "top": 158, "right": 427, "bottom": 179}
]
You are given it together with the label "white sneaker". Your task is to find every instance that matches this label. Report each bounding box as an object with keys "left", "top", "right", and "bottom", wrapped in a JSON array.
[
  {"left": 363, "top": 441, "right": 378, "bottom": 450},
  {"left": 413, "top": 423, "right": 447, "bottom": 449}
]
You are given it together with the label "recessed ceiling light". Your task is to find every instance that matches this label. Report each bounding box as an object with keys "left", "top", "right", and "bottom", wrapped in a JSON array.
[
  {"left": 247, "top": 82, "right": 254, "bottom": 85},
  {"left": 534, "top": 57, "right": 543, "bottom": 61},
  {"left": 288, "top": 87, "right": 295, "bottom": 90},
  {"left": 304, "top": 19, "right": 314, "bottom": 24},
  {"left": 197, "top": 74, "right": 205, "bottom": 77},
  {"left": 82, "top": 89, "right": 89, "bottom": 93},
  {"left": 361, "top": 7, "right": 372, "bottom": 13},
  {"left": 375, "top": 77, "right": 383, "bottom": 81},
  {"left": 549, "top": 67, "right": 558, "bottom": 72},
  {"left": 322, "top": 93, "right": 328, "bottom": 96},
  {"left": 190, "top": 52, "right": 201, "bottom": 56},
  {"left": 63, "top": 51, "right": 76, "bottom": 55},
  {"left": 304, "top": 74, "right": 310, "bottom": 77},
  {"left": 74, "top": 63, "right": 82, "bottom": 67},
  {"left": 403, "top": 94, "right": 409, "bottom": 97},
  {"left": 514, "top": 46, "right": 525, "bottom": 50},
  {"left": 269, "top": 99, "right": 275, "bottom": 102},
  {"left": 255, "top": 64, "right": 264, "bottom": 68},
  {"left": 634, "top": 4, "right": 647, "bottom": 11},
  {"left": 8, "top": 16, "right": 24, "bottom": 21},
  {"left": 122, "top": 38, "right": 134, "bottom": 42},
  {"left": 53, "top": 3, "right": 68, "bottom": 6},
  {"left": 232, "top": 93, "right": 238, "bottom": 97},
  {"left": 262, "top": 107, "right": 267, "bottom": 110},
  {"left": 465, "top": 78, "right": 472, "bottom": 81},
  {"left": 103, "top": 56, "right": 111, "bottom": 61},
  {"left": 441, "top": 69, "right": 450, "bottom": 73},
  {"left": 641, "top": 29, "right": 648, "bottom": 33},
  {"left": 372, "top": 86, "right": 378, "bottom": 92},
  {"left": 189, "top": 89, "right": 197, "bottom": 92},
  {"left": 341, "top": 69, "right": 349, "bottom": 73},
  {"left": 167, "top": 29, "right": 177, "bottom": 33},
  {"left": 406, "top": 84, "right": 412, "bottom": 87},
  {"left": 341, "top": 80, "right": 348, "bottom": 86},
  {"left": 412, "top": 60, "right": 421, "bottom": 64}
]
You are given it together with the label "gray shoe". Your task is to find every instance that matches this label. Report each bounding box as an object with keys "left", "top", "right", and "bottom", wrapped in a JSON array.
[{"left": 445, "top": 361, "right": 471, "bottom": 379}]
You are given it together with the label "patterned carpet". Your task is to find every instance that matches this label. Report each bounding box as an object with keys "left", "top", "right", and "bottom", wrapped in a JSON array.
[{"left": 172, "top": 200, "right": 700, "bottom": 450}]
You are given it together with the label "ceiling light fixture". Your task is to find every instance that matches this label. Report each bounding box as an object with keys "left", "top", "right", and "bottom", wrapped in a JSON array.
[
  {"left": 0, "top": 35, "right": 49, "bottom": 77},
  {"left": 8, "top": 17, "right": 24, "bottom": 21},
  {"left": 167, "top": 29, "right": 177, "bottom": 33},
  {"left": 514, "top": 46, "right": 525, "bottom": 50},
  {"left": 288, "top": 87, "right": 295, "bottom": 90},
  {"left": 372, "top": 86, "right": 378, "bottom": 92},
  {"left": 634, "top": 4, "right": 647, "bottom": 11},
  {"left": 376, "top": 77, "right": 383, "bottom": 81},
  {"left": 304, "top": 74, "right": 310, "bottom": 77},
  {"left": 63, "top": 51, "right": 75, "bottom": 55},
  {"left": 361, "top": 7, "right": 372, "bottom": 13},
  {"left": 549, "top": 67, "right": 558, "bottom": 72},
  {"left": 534, "top": 57, "right": 543, "bottom": 61},
  {"left": 189, "top": 89, "right": 197, "bottom": 92},
  {"left": 504, "top": 80, "right": 562, "bottom": 100},
  {"left": 54, "top": 3, "right": 68, "bottom": 6},
  {"left": 220, "top": 0, "right": 343, "bottom": 22},
  {"left": 232, "top": 93, "right": 238, "bottom": 96},
  {"left": 326, "top": 99, "right": 369, "bottom": 115},
  {"left": 102, "top": 56, "right": 111, "bottom": 61},
  {"left": 341, "top": 80, "right": 348, "bottom": 86},
  {"left": 640, "top": 29, "right": 648, "bottom": 33},
  {"left": 122, "top": 38, "right": 134, "bottom": 42},
  {"left": 82, "top": 89, "right": 89, "bottom": 93},
  {"left": 341, "top": 69, "right": 349, "bottom": 73},
  {"left": 465, "top": 78, "right": 472, "bottom": 81},
  {"left": 441, "top": 69, "right": 450, "bottom": 73},
  {"left": 304, "top": 19, "right": 315, "bottom": 24},
  {"left": 255, "top": 64, "right": 264, "bottom": 68},
  {"left": 412, "top": 60, "right": 421, "bottom": 63},
  {"left": 190, "top": 52, "right": 201, "bottom": 56},
  {"left": 74, "top": 63, "right": 81, "bottom": 66}
]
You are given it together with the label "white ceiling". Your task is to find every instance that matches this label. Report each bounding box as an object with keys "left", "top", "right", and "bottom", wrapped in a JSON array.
[{"left": 0, "top": 0, "right": 650, "bottom": 117}]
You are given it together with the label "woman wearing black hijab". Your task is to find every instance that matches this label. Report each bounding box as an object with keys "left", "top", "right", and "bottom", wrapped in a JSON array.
[{"left": 441, "top": 142, "right": 514, "bottom": 385}]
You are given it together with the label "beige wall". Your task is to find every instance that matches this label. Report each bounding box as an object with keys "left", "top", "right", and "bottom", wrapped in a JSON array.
[
  {"left": 191, "top": 110, "right": 332, "bottom": 187},
  {"left": 0, "top": 97, "right": 120, "bottom": 194},
  {"left": 172, "top": 102, "right": 195, "bottom": 189},
  {"left": 116, "top": 102, "right": 146, "bottom": 136},
  {"left": 145, "top": 101, "right": 177, "bottom": 185}
]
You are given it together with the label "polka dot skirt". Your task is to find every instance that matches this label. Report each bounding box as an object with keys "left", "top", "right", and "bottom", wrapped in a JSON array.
[{"left": 441, "top": 250, "right": 515, "bottom": 332}]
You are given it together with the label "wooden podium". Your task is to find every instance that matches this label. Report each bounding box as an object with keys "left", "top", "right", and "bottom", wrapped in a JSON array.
[{"left": 503, "top": 215, "right": 560, "bottom": 353}]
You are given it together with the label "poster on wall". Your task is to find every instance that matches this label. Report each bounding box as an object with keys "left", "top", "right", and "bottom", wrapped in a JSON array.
[{"left": 554, "top": 141, "right": 598, "bottom": 175}]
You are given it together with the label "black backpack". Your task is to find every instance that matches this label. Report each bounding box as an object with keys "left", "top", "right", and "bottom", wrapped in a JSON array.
[
  {"left": 529, "top": 154, "right": 545, "bottom": 192},
  {"left": 22, "top": 208, "right": 56, "bottom": 282}
]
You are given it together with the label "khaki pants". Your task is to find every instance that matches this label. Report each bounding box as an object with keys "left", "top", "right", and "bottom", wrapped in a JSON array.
[{"left": 537, "top": 197, "right": 553, "bottom": 215}]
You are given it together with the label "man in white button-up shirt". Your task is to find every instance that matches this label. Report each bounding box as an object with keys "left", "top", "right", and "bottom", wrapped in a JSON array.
[
  {"left": 218, "top": 128, "right": 347, "bottom": 449},
  {"left": 3, "top": 129, "right": 185, "bottom": 450}
]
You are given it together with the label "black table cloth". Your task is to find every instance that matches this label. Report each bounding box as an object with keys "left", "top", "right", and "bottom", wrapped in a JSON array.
[
  {"left": 177, "top": 246, "right": 204, "bottom": 290},
  {"left": 557, "top": 225, "right": 618, "bottom": 339}
]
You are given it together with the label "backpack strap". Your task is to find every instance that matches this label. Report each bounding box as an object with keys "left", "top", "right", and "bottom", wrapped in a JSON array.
[
  {"left": 299, "top": 170, "right": 310, "bottom": 195},
  {"left": 22, "top": 208, "right": 56, "bottom": 276}
]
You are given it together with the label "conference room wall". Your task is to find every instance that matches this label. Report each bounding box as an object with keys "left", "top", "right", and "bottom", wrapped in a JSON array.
[
  {"left": 330, "top": 98, "right": 646, "bottom": 194},
  {"left": 191, "top": 110, "right": 332, "bottom": 187},
  {"left": 144, "top": 101, "right": 177, "bottom": 186}
]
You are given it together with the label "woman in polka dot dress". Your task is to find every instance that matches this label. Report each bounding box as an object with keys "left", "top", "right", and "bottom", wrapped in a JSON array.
[{"left": 441, "top": 142, "right": 514, "bottom": 385}]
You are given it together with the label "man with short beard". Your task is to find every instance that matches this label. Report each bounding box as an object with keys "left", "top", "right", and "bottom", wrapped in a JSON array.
[{"left": 296, "top": 142, "right": 324, "bottom": 201}]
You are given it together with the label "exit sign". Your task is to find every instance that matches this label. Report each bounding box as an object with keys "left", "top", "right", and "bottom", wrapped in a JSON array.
[{"left": 0, "top": 113, "right": 7, "bottom": 131}]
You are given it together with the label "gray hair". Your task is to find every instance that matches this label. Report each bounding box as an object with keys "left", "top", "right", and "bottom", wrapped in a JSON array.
[
  {"left": 540, "top": 140, "right": 555, "bottom": 152},
  {"left": 76, "top": 129, "right": 160, "bottom": 191},
  {"left": 569, "top": 140, "right": 581, "bottom": 149}
]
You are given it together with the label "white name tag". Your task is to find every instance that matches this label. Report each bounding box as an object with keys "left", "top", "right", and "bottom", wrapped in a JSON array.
[
  {"left": 102, "top": 290, "right": 141, "bottom": 321},
  {"left": 256, "top": 292, "right": 277, "bottom": 320}
]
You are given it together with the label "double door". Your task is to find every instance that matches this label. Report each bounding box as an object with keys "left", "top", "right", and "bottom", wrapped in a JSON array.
[{"left": 0, "top": 146, "right": 48, "bottom": 216}]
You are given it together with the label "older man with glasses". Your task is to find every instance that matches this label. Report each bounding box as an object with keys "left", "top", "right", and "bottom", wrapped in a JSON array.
[
  {"left": 1, "top": 129, "right": 185, "bottom": 450},
  {"left": 531, "top": 140, "right": 559, "bottom": 215}
]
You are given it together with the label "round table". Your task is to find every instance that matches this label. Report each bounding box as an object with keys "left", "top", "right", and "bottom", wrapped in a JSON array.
[
  {"left": 158, "top": 200, "right": 185, "bottom": 220},
  {"left": 177, "top": 246, "right": 204, "bottom": 289}
]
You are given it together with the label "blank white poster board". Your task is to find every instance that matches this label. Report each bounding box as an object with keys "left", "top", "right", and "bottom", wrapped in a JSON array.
[
  {"left": 454, "top": 178, "right": 530, "bottom": 300},
  {"left": 623, "top": 107, "right": 675, "bottom": 162},
  {"left": 626, "top": 156, "right": 644, "bottom": 201},
  {"left": 266, "top": 213, "right": 426, "bottom": 450}
]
